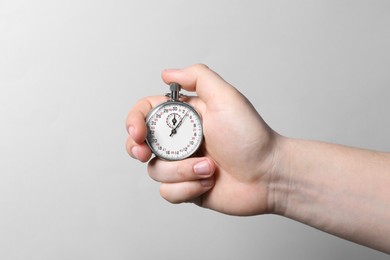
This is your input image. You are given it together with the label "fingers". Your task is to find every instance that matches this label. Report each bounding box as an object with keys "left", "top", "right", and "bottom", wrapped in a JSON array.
[
  {"left": 161, "top": 64, "right": 237, "bottom": 104},
  {"left": 160, "top": 179, "right": 214, "bottom": 204},
  {"left": 148, "top": 157, "right": 215, "bottom": 182},
  {"left": 148, "top": 157, "right": 216, "bottom": 204},
  {"left": 125, "top": 96, "right": 167, "bottom": 162},
  {"left": 125, "top": 137, "right": 152, "bottom": 163},
  {"left": 126, "top": 96, "right": 166, "bottom": 142}
]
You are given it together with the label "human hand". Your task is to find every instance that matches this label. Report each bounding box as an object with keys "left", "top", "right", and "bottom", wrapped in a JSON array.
[{"left": 126, "top": 64, "right": 282, "bottom": 216}]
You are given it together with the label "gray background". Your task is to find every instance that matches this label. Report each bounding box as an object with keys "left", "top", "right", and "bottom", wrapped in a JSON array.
[{"left": 0, "top": 0, "right": 389, "bottom": 259}]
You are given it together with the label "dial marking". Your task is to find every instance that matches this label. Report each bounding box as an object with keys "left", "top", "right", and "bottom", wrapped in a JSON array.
[{"left": 146, "top": 101, "right": 203, "bottom": 160}]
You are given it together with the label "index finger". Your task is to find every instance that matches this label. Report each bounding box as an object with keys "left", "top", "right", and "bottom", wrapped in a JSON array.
[{"left": 161, "top": 64, "right": 237, "bottom": 104}]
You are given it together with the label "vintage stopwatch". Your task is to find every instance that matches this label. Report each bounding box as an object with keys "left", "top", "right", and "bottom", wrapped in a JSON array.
[{"left": 145, "top": 83, "right": 203, "bottom": 161}]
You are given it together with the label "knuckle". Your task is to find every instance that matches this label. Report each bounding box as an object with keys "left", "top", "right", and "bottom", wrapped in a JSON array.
[
  {"left": 193, "top": 63, "right": 209, "bottom": 71},
  {"left": 160, "top": 185, "right": 181, "bottom": 204},
  {"left": 125, "top": 137, "right": 133, "bottom": 155},
  {"left": 175, "top": 162, "right": 189, "bottom": 180},
  {"left": 160, "top": 183, "right": 199, "bottom": 205},
  {"left": 182, "top": 185, "right": 196, "bottom": 201}
]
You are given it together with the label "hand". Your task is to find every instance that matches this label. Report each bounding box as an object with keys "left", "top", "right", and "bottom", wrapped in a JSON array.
[
  {"left": 126, "top": 64, "right": 282, "bottom": 216},
  {"left": 126, "top": 65, "right": 390, "bottom": 253}
]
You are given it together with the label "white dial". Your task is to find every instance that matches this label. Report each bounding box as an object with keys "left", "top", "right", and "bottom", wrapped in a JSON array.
[{"left": 146, "top": 101, "right": 203, "bottom": 161}]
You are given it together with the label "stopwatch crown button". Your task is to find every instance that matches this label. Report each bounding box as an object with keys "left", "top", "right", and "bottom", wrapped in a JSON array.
[
  {"left": 169, "top": 82, "right": 182, "bottom": 101},
  {"left": 170, "top": 82, "right": 181, "bottom": 92}
]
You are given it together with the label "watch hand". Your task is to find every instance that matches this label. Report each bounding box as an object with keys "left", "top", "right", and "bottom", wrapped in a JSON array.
[
  {"left": 170, "top": 111, "right": 189, "bottom": 137},
  {"left": 172, "top": 114, "right": 177, "bottom": 126}
]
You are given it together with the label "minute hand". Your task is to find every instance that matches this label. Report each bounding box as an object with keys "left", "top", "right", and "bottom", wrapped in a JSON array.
[{"left": 170, "top": 111, "right": 189, "bottom": 137}]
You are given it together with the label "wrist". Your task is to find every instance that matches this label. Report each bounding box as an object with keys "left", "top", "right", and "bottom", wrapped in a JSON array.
[{"left": 266, "top": 135, "right": 294, "bottom": 215}]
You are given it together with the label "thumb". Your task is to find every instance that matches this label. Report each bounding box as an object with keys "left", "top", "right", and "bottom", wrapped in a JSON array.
[{"left": 161, "top": 64, "right": 236, "bottom": 104}]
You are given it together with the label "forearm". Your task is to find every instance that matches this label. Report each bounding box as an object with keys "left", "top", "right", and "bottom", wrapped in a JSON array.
[{"left": 270, "top": 137, "right": 390, "bottom": 253}]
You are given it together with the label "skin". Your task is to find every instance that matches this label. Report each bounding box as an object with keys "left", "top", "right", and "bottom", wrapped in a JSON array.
[{"left": 125, "top": 64, "right": 390, "bottom": 254}]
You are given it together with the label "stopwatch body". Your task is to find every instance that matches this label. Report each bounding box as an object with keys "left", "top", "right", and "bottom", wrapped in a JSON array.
[{"left": 145, "top": 83, "right": 203, "bottom": 161}]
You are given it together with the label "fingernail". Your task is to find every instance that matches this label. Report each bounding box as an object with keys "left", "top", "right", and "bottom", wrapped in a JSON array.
[
  {"left": 131, "top": 146, "right": 139, "bottom": 160},
  {"left": 200, "top": 178, "right": 214, "bottom": 187},
  {"left": 194, "top": 160, "right": 211, "bottom": 176},
  {"left": 128, "top": 126, "right": 135, "bottom": 139}
]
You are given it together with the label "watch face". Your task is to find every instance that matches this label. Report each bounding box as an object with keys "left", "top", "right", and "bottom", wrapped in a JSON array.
[{"left": 146, "top": 101, "right": 203, "bottom": 160}]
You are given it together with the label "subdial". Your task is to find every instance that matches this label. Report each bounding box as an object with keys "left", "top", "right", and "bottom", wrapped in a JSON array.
[{"left": 166, "top": 113, "right": 182, "bottom": 129}]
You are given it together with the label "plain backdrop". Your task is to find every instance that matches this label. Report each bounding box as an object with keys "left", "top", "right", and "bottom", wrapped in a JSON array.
[{"left": 1, "top": 0, "right": 389, "bottom": 259}]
